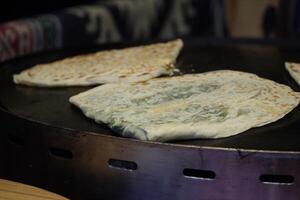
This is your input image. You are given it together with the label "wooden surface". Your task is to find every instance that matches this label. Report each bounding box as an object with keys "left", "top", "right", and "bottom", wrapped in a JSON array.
[{"left": 0, "top": 179, "right": 68, "bottom": 200}]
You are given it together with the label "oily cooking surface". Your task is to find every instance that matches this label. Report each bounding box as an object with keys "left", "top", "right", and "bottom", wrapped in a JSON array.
[{"left": 0, "top": 41, "right": 300, "bottom": 150}]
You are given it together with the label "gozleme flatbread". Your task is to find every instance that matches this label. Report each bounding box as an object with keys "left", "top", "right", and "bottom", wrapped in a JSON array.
[
  {"left": 285, "top": 62, "right": 300, "bottom": 86},
  {"left": 13, "top": 39, "right": 183, "bottom": 87},
  {"left": 70, "top": 70, "right": 300, "bottom": 142}
]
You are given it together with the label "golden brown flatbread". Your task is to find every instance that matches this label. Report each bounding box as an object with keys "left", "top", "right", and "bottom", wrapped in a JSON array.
[
  {"left": 285, "top": 62, "right": 300, "bottom": 86},
  {"left": 13, "top": 39, "right": 183, "bottom": 87}
]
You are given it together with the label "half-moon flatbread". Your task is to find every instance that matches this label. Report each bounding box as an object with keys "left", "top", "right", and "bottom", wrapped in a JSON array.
[
  {"left": 70, "top": 70, "right": 300, "bottom": 142},
  {"left": 13, "top": 39, "right": 183, "bottom": 87},
  {"left": 285, "top": 62, "right": 300, "bottom": 86}
]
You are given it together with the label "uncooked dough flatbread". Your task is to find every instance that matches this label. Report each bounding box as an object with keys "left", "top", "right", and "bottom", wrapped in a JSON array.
[
  {"left": 70, "top": 70, "right": 300, "bottom": 142},
  {"left": 13, "top": 39, "right": 183, "bottom": 87},
  {"left": 285, "top": 62, "right": 300, "bottom": 86}
]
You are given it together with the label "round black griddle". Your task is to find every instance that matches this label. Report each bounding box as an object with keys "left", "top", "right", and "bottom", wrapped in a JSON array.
[
  {"left": 1, "top": 39, "right": 300, "bottom": 152},
  {"left": 1, "top": 39, "right": 300, "bottom": 200}
]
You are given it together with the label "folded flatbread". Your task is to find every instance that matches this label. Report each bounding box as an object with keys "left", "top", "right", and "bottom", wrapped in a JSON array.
[
  {"left": 13, "top": 39, "right": 183, "bottom": 87},
  {"left": 285, "top": 62, "right": 300, "bottom": 86},
  {"left": 70, "top": 70, "right": 300, "bottom": 142}
]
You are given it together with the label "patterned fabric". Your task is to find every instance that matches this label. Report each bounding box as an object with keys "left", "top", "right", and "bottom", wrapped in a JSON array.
[
  {"left": 0, "top": 0, "right": 215, "bottom": 63},
  {"left": 0, "top": 15, "right": 62, "bottom": 62}
]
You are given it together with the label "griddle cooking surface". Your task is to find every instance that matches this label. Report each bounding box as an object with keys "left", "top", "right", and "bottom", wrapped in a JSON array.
[{"left": 1, "top": 39, "right": 300, "bottom": 151}]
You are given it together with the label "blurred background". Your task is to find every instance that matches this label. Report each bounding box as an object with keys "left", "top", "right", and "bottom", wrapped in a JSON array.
[
  {"left": 1, "top": 0, "right": 299, "bottom": 38},
  {"left": 1, "top": 0, "right": 300, "bottom": 62}
]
